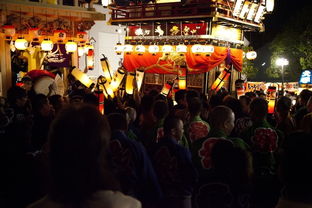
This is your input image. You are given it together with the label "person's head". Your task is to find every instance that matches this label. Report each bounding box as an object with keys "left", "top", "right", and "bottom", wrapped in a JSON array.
[
  {"left": 7, "top": 86, "right": 28, "bottom": 108},
  {"left": 188, "top": 97, "right": 202, "bottom": 116},
  {"left": 125, "top": 107, "right": 137, "bottom": 125},
  {"left": 249, "top": 97, "right": 268, "bottom": 120},
  {"left": 175, "top": 90, "right": 187, "bottom": 106},
  {"left": 21, "top": 76, "right": 32, "bottom": 92},
  {"left": 307, "top": 97, "right": 312, "bottom": 113},
  {"left": 279, "top": 132, "right": 312, "bottom": 200},
  {"left": 239, "top": 95, "right": 251, "bottom": 115},
  {"left": 153, "top": 100, "right": 169, "bottom": 120},
  {"left": 235, "top": 79, "right": 244, "bottom": 89},
  {"left": 208, "top": 105, "right": 235, "bottom": 136},
  {"left": 32, "top": 94, "right": 53, "bottom": 117},
  {"left": 69, "top": 89, "right": 86, "bottom": 104},
  {"left": 163, "top": 116, "right": 184, "bottom": 141},
  {"left": 83, "top": 93, "right": 98, "bottom": 106},
  {"left": 107, "top": 113, "right": 128, "bottom": 132},
  {"left": 223, "top": 96, "right": 242, "bottom": 118},
  {"left": 186, "top": 90, "right": 200, "bottom": 107},
  {"left": 276, "top": 96, "right": 292, "bottom": 115},
  {"left": 49, "top": 95, "right": 64, "bottom": 114},
  {"left": 141, "top": 94, "right": 155, "bottom": 114},
  {"left": 245, "top": 92, "right": 257, "bottom": 100},
  {"left": 48, "top": 104, "right": 112, "bottom": 202},
  {"left": 299, "top": 89, "right": 312, "bottom": 106}
]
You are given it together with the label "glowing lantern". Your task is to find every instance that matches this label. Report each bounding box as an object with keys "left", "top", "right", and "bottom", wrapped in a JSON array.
[
  {"left": 76, "top": 31, "right": 88, "bottom": 43},
  {"left": 41, "top": 38, "right": 54, "bottom": 52},
  {"left": 246, "top": 51, "right": 257, "bottom": 60},
  {"left": 2, "top": 25, "right": 16, "bottom": 41},
  {"left": 191, "top": 44, "right": 204, "bottom": 55},
  {"left": 103, "top": 80, "right": 114, "bottom": 98},
  {"left": 266, "top": 0, "right": 274, "bottom": 12},
  {"left": 78, "top": 46, "right": 85, "bottom": 57},
  {"left": 126, "top": 72, "right": 136, "bottom": 94},
  {"left": 135, "top": 68, "right": 145, "bottom": 91},
  {"left": 95, "top": 90, "right": 105, "bottom": 114},
  {"left": 211, "top": 68, "right": 231, "bottom": 91},
  {"left": 87, "top": 49, "right": 94, "bottom": 70},
  {"left": 266, "top": 86, "right": 276, "bottom": 114},
  {"left": 84, "top": 43, "right": 94, "bottom": 53},
  {"left": 100, "top": 54, "right": 112, "bottom": 82},
  {"left": 202, "top": 45, "right": 214, "bottom": 56},
  {"left": 236, "top": 87, "right": 245, "bottom": 99},
  {"left": 65, "top": 40, "right": 77, "bottom": 53},
  {"left": 162, "top": 44, "right": 173, "bottom": 55},
  {"left": 124, "top": 44, "right": 133, "bottom": 55},
  {"left": 110, "top": 68, "right": 126, "bottom": 91},
  {"left": 28, "top": 27, "right": 40, "bottom": 42},
  {"left": 135, "top": 45, "right": 145, "bottom": 55},
  {"left": 71, "top": 68, "right": 94, "bottom": 88},
  {"left": 176, "top": 44, "right": 187, "bottom": 56},
  {"left": 14, "top": 37, "right": 28, "bottom": 50},
  {"left": 53, "top": 29, "right": 66, "bottom": 43},
  {"left": 178, "top": 76, "right": 186, "bottom": 90},
  {"left": 148, "top": 45, "right": 159, "bottom": 55},
  {"left": 161, "top": 81, "right": 173, "bottom": 96},
  {"left": 115, "top": 42, "right": 123, "bottom": 55}
]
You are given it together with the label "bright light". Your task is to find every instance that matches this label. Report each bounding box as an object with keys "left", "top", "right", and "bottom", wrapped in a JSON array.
[
  {"left": 247, "top": 3, "right": 258, "bottom": 20},
  {"left": 233, "top": 0, "right": 245, "bottom": 17},
  {"left": 239, "top": 1, "right": 251, "bottom": 19},
  {"left": 266, "top": 0, "right": 274, "bottom": 12},
  {"left": 41, "top": 38, "right": 53, "bottom": 52},
  {"left": 115, "top": 42, "right": 124, "bottom": 55},
  {"left": 124, "top": 44, "right": 134, "bottom": 54},
  {"left": 191, "top": 44, "right": 203, "bottom": 55},
  {"left": 276, "top": 58, "right": 289, "bottom": 66},
  {"left": 262, "top": 62, "right": 266, "bottom": 66},
  {"left": 254, "top": 5, "right": 266, "bottom": 23},
  {"left": 65, "top": 40, "right": 77, "bottom": 53},
  {"left": 162, "top": 45, "right": 174, "bottom": 54},
  {"left": 246, "top": 51, "right": 257, "bottom": 60},
  {"left": 148, "top": 45, "right": 160, "bottom": 54},
  {"left": 14, "top": 37, "right": 28, "bottom": 50},
  {"left": 135, "top": 45, "right": 146, "bottom": 55},
  {"left": 176, "top": 44, "right": 187, "bottom": 53}
]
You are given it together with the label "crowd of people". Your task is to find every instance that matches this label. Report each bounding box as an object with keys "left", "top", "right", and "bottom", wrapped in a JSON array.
[{"left": 1, "top": 79, "right": 312, "bottom": 208}]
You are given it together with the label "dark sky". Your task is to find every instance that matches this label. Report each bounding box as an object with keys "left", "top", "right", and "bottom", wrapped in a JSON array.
[{"left": 247, "top": 0, "right": 310, "bottom": 81}]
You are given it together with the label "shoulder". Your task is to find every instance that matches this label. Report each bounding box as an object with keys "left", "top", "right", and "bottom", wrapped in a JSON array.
[{"left": 26, "top": 196, "right": 61, "bottom": 208}]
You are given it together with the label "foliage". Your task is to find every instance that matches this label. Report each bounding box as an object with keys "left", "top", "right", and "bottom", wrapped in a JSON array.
[
  {"left": 241, "top": 46, "right": 259, "bottom": 80},
  {"left": 267, "top": 6, "right": 312, "bottom": 81}
]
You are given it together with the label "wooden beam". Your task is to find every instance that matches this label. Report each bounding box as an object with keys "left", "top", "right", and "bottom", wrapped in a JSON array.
[{"left": 0, "top": 34, "right": 12, "bottom": 97}]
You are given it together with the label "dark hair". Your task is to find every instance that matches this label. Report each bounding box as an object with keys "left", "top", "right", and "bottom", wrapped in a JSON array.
[
  {"left": 153, "top": 100, "right": 169, "bottom": 120},
  {"left": 299, "top": 89, "right": 312, "bottom": 104},
  {"left": 32, "top": 94, "right": 49, "bottom": 114},
  {"left": 48, "top": 104, "right": 112, "bottom": 203},
  {"left": 239, "top": 95, "right": 251, "bottom": 106},
  {"left": 208, "top": 105, "right": 233, "bottom": 129},
  {"left": 249, "top": 98, "right": 268, "bottom": 119},
  {"left": 175, "top": 90, "right": 187, "bottom": 102},
  {"left": 186, "top": 90, "right": 200, "bottom": 106},
  {"left": 276, "top": 96, "right": 292, "bottom": 113},
  {"left": 141, "top": 94, "right": 155, "bottom": 114},
  {"left": 245, "top": 92, "right": 257, "bottom": 99},
  {"left": 163, "top": 116, "right": 181, "bottom": 136},
  {"left": 83, "top": 93, "right": 98, "bottom": 106},
  {"left": 107, "top": 113, "right": 128, "bottom": 131},
  {"left": 223, "top": 96, "right": 242, "bottom": 117},
  {"left": 6, "top": 86, "right": 27, "bottom": 106},
  {"left": 188, "top": 97, "right": 202, "bottom": 115},
  {"left": 21, "top": 76, "right": 32, "bottom": 82}
]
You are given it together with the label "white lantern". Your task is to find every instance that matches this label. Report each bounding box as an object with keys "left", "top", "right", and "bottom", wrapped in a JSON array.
[
  {"left": 162, "top": 45, "right": 173, "bottom": 55},
  {"left": 176, "top": 44, "right": 187, "bottom": 53},
  {"left": 14, "top": 37, "right": 28, "bottom": 50},
  {"left": 246, "top": 51, "right": 257, "bottom": 60},
  {"left": 71, "top": 68, "right": 94, "bottom": 88},
  {"left": 135, "top": 45, "right": 145, "bottom": 55},
  {"left": 114, "top": 42, "right": 124, "bottom": 55},
  {"left": 124, "top": 44, "right": 134, "bottom": 54},
  {"left": 202, "top": 45, "right": 214, "bottom": 56},
  {"left": 148, "top": 45, "right": 159, "bottom": 55},
  {"left": 191, "top": 44, "right": 203, "bottom": 55},
  {"left": 78, "top": 46, "right": 85, "bottom": 57},
  {"left": 266, "top": 0, "right": 274, "bottom": 12},
  {"left": 41, "top": 38, "right": 54, "bottom": 52},
  {"left": 65, "top": 40, "right": 77, "bottom": 53}
]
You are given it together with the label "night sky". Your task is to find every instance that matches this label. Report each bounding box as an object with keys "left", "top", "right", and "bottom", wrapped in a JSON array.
[{"left": 248, "top": 0, "right": 310, "bottom": 81}]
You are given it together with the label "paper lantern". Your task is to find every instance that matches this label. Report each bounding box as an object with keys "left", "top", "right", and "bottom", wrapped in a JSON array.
[
  {"left": 161, "top": 81, "right": 173, "bottom": 96},
  {"left": 135, "top": 45, "right": 145, "bottom": 55},
  {"left": 176, "top": 44, "right": 187, "bottom": 56},
  {"left": 100, "top": 54, "right": 112, "bottom": 82},
  {"left": 162, "top": 45, "right": 173, "bottom": 55},
  {"left": 95, "top": 90, "right": 105, "bottom": 114},
  {"left": 236, "top": 87, "right": 245, "bottom": 99},
  {"left": 103, "top": 80, "right": 114, "bottom": 98},
  {"left": 211, "top": 68, "right": 231, "bottom": 91},
  {"left": 14, "top": 37, "right": 28, "bottom": 50},
  {"left": 28, "top": 27, "right": 40, "bottom": 42},
  {"left": 202, "top": 45, "right": 214, "bottom": 56},
  {"left": 126, "top": 72, "right": 136, "bottom": 94},
  {"left": 76, "top": 31, "right": 88, "bottom": 43},
  {"left": 115, "top": 42, "right": 123, "bottom": 55},
  {"left": 84, "top": 43, "right": 94, "bottom": 53},
  {"left": 178, "top": 77, "right": 186, "bottom": 90},
  {"left": 148, "top": 45, "right": 159, "bottom": 55},
  {"left": 2, "top": 25, "right": 16, "bottom": 41},
  {"left": 53, "top": 29, "right": 66, "bottom": 43},
  {"left": 78, "top": 46, "right": 85, "bottom": 57},
  {"left": 124, "top": 44, "right": 133, "bottom": 55},
  {"left": 87, "top": 49, "right": 94, "bottom": 70},
  {"left": 71, "top": 68, "right": 94, "bottom": 88},
  {"left": 65, "top": 40, "right": 77, "bottom": 53},
  {"left": 110, "top": 68, "right": 125, "bottom": 92},
  {"left": 266, "top": 0, "right": 274, "bottom": 12},
  {"left": 191, "top": 44, "right": 204, "bottom": 55},
  {"left": 266, "top": 86, "right": 276, "bottom": 114},
  {"left": 136, "top": 68, "right": 145, "bottom": 91},
  {"left": 41, "top": 38, "right": 54, "bottom": 51},
  {"left": 246, "top": 51, "right": 257, "bottom": 60}
]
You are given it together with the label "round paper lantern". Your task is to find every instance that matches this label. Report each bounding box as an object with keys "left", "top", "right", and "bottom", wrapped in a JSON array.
[
  {"left": 246, "top": 51, "right": 257, "bottom": 60},
  {"left": 176, "top": 44, "right": 187, "bottom": 55},
  {"left": 135, "top": 45, "right": 145, "bottom": 55},
  {"left": 124, "top": 44, "right": 133, "bottom": 55},
  {"left": 148, "top": 45, "right": 159, "bottom": 55},
  {"left": 202, "top": 45, "right": 214, "bottom": 56},
  {"left": 162, "top": 45, "right": 173, "bottom": 55},
  {"left": 41, "top": 38, "right": 54, "bottom": 51},
  {"left": 191, "top": 44, "right": 203, "bottom": 55},
  {"left": 65, "top": 40, "right": 77, "bottom": 53},
  {"left": 14, "top": 37, "right": 28, "bottom": 50},
  {"left": 114, "top": 42, "right": 124, "bottom": 55}
]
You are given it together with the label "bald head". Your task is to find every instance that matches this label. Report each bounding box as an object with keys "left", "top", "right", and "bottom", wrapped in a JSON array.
[{"left": 209, "top": 105, "right": 235, "bottom": 136}]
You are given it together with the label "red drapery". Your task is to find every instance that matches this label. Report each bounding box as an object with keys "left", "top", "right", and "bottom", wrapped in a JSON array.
[{"left": 123, "top": 46, "right": 243, "bottom": 74}]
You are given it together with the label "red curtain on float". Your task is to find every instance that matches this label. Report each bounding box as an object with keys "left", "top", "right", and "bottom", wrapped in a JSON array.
[{"left": 123, "top": 46, "right": 243, "bottom": 74}]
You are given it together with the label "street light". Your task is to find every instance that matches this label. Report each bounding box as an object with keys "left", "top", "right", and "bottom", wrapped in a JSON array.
[{"left": 276, "top": 57, "right": 289, "bottom": 95}]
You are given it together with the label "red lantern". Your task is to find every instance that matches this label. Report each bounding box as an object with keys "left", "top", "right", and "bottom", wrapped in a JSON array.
[
  {"left": 76, "top": 31, "right": 88, "bottom": 43},
  {"left": 87, "top": 49, "right": 94, "bottom": 70},
  {"left": 53, "top": 29, "right": 66, "bottom": 43},
  {"left": 161, "top": 81, "right": 174, "bottom": 96},
  {"left": 266, "top": 86, "right": 276, "bottom": 114},
  {"left": 2, "top": 25, "right": 16, "bottom": 41},
  {"left": 95, "top": 90, "right": 105, "bottom": 114},
  {"left": 211, "top": 68, "right": 231, "bottom": 92}
]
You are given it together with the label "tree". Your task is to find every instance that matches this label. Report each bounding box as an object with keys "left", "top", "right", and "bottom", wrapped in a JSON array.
[
  {"left": 242, "top": 46, "right": 259, "bottom": 80},
  {"left": 267, "top": 5, "right": 312, "bottom": 81}
]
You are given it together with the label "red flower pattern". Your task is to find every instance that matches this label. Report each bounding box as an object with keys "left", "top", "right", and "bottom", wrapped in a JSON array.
[
  {"left": 251, "top": 128, "right": 278, "bottom": 153},
  {"left": 189, "top": 121, "right": 210, "bottom": 143}
]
